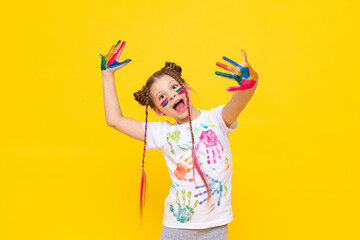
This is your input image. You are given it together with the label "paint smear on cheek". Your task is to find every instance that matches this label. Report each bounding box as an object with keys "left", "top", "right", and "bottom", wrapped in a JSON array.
[
  {"left": 161, "top": 98, "right": 169, "bottom": 108},
  {"left": 176, "top": 87, "right": 185, "bottom": 95}
]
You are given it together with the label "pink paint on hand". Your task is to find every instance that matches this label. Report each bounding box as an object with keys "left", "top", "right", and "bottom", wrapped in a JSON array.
[
  {"left": 227, "top": 79, "right": 256, "bottom": 91},
  {"left": 216, "top": 62, "right": 234, "bottom": 72},
  {"left": 107, "top": 41, "right": 126, "bottom": 66}
]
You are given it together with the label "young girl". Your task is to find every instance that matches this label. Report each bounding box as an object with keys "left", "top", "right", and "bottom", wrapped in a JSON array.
[{"left": 100, "top": 40, "right": 258, "bottom": 240}]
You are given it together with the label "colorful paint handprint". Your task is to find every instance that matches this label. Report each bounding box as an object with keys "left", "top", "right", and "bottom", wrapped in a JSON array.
[
  {"left": 170, "top": 189, "right": 198, "bottom": 223},
  {"left": 195, "top": 129, "right": 224, "bottom": 164},
  {"left": 215, "top": 49, "right": 258, "bottom": 91},
  {"left": 100, "top": 40, "right": 131, "bottom": 71},
  {"left": 174, "top": 155, "right": 194, "bottom": 182},
  {"left": 194, "top": 173, "right": 223, "bottom": 207},
  {"left": 167, "top": 131, "right": 192, "bottom": 156}
]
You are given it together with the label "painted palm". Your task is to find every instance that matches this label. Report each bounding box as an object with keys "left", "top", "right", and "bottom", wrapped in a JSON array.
[
  {"left": 100, "top": 40, "right": 131, "bottom": 71},
  {"left": 215, "top": 49, "right": 258, "bottom": 91}
]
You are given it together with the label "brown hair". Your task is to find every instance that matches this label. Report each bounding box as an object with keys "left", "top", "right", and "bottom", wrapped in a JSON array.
[{"left": 135, "top": 62, "right": 211, "bottom": 219}]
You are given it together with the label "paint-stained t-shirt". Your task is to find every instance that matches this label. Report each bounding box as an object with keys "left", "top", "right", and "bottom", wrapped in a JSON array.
[{"left": 142, "top": 105, "right": 238, "bottom": 229}]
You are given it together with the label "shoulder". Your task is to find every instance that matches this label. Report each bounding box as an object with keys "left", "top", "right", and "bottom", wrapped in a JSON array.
[
  {"left": 142, "top": 120, "right": 173, "bottom": 128},
  {"left": 208, "top": 105, "right": 238, "bottom": 133},
  {"left": 142, "top": 120, "right": 174, "bottom": 150},
  {"left": 142, "top": 120, "right": 174, "bottom": 136}
]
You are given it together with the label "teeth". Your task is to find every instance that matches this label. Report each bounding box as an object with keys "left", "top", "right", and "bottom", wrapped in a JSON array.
[{"left": 173, "top": 99, "right": 182, "bottom": 109}]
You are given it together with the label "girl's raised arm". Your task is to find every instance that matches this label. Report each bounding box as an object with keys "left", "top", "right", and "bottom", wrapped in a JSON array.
[
  {"left": 100, "top": 40, "right": 144, "bottom": 142},
  {"left": 215, "top": 49, "right": 259, "bottom": 127}
]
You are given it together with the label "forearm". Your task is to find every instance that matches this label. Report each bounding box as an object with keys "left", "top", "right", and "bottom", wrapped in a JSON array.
[
  {"left": 222, "top": 80, "right": 258, "bottom": 126},
  {"left": 102, "top": 71, "right": 124, "bottom": 125}
]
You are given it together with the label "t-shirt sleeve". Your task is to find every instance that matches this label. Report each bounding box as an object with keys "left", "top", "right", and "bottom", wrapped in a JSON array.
[
  {"left": 141, "top": 121, "right": 167, "bottom": 150},
  {"left": 210, "top": 105, "right": 238, "bottom": 135}
]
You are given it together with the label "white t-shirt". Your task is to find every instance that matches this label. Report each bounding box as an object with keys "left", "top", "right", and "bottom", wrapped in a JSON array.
[{"left": 142, "top": 105, "right": 238, "bottom": 229}]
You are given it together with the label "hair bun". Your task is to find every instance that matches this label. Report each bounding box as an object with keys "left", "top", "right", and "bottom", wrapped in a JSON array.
[
  {"left": 133, "top": 85, "right": 148, "bottom": 106},
  {"left": 163, "top": 62, "right": 182, "bottom": 76}
]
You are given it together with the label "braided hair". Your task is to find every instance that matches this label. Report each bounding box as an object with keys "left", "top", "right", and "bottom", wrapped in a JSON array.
[{"left": 134, "top": 62, "right": 211, "bottom": 219}]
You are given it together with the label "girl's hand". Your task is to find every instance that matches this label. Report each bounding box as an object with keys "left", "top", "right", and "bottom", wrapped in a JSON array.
[
  {"left": 100, "top": 40, "right": 131, "bottom": 72},
  {"left": 215, "top": 49, "right": 258, "bottom": 91}
]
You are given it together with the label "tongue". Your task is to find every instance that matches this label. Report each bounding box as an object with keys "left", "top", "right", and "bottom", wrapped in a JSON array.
[{"left": 174, "top": 101, "right": 185, "bottom": 112}]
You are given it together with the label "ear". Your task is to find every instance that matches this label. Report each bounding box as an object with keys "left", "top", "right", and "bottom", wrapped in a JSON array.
[
  {"left": 184, "top": 83, "right": 191, "bottom": 93},
  {"left": 153, "top": 107, "right": 165, "bottom": 116}
]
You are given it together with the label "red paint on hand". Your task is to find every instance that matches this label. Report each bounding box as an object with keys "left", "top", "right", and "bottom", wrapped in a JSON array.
[
  {"left": 107, "top": 41, "right": 126, "bottom": 66},
  {"left": 227, "top": 79, "right": 256, "bottom": 91}
]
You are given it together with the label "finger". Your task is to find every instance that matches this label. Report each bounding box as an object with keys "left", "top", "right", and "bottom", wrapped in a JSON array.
[
  {"left": 108, "top": 45, "right": 116, "bottom": 55},
  {"left": 215, "top": 71, "right": 236, "bottom": 80},
  {"left": 113, "top": 40, "right": 122, "bottom": 52},
  {"left": 115, "top": 41, "right": 126, "bottom": 61},
  {"left": 216, "top": 71, "right": 243, "bottom": 85},
  {"left": 222, "top": 56, "right": 242, "bottom": 69},
  {"left": 100, "top": 54, "right": 107, "bottom": 71},
  {"left": 241, "top": 49, "right": 248, "bottom": 63},
  {"left": 108, "top": 41, "right": 126, "bottom": 66},
  {"left": 107, "top": 59, "right": 131, "bottom": 69},
  {"left": 216, "top": 62, "right": 235, "bottom": 73}
]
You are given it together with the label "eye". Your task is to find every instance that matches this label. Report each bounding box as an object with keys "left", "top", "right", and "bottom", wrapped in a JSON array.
[
  {"left": 172, "top": 84, "right": 178, "bottom": 89},
  {"left": 159, "top": 94, "right": 165, "bottom": 100}
]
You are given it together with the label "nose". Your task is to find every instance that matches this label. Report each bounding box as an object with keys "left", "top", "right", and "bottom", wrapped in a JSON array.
[{"left": 169, "top": 94, "right": 176, "bottom": 100}]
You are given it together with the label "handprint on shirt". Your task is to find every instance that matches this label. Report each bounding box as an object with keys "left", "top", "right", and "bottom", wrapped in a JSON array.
[
  {"left": 195, "top": 129, "right": 224, "bottom": 164},
  {"left": 174, "top": 155, "right": 194, "bottom": 182},
  {"left": 167, "top": 131, "right": 192, "bottom": 156},
  {"left": 170, "top": 189, "right": 198, "bottom": 223},
  {"left": 194, "top": 173, "right": 223, "bottom": 207}
]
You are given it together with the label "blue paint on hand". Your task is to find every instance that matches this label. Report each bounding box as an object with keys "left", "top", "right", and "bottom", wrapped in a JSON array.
[{"left": 107, "top": 59, "right": 131, "bottom": 69}]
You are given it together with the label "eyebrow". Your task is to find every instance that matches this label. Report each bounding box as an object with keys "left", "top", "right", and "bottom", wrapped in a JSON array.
[{"left": 155, "top": 80, "right": 177, "bottom": 99}]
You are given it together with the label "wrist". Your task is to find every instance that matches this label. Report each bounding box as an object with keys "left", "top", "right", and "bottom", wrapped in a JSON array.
[{"left": 102, "top": 70, "right": 114, "bottom": 78}]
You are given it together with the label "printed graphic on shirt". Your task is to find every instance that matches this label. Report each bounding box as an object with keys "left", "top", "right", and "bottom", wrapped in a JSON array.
[
  {"left": 201, "top": 117, "right": 215, "bottom": 129},
  {"left": 195, "top": 129, "right": 224, "bottom": 165},
  {"left": 224, "top": 157, "right": 231, "bottom": 171},
  {"left": 174, "top": 154, "right": 194, "bottom": 182},
  {"left": 189, "top": 118, "right": 215, "bottom": 139},
  {"left": 171, "top": 181, "right": 180, "bottom": 191},
  {"left": 170, "top": 189, "right": 199, "bottom": 223},
  {"left": 224, "top": 184, "right": 230, "bottom": 200},
  {"left": 167, "top": 131, "right": 192, "bottom": 156},
  {"left": 194, "top": 173, "right": 223, "bottom": 208},
  {"left": 194, "top": 127, "right": 200, "bottom": 139}
]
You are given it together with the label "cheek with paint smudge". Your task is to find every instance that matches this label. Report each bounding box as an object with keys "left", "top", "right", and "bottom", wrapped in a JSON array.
[
  {"left": 160, "top": 98, "right": 169, "bottom": 108},
  {"left": 176, "top": 87, "right": 185, "bottom": 95}
]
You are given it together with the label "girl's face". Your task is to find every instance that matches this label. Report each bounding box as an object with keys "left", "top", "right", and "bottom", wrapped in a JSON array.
[{"left": 149, "top": 74, "right": 192, "bottom": 122}]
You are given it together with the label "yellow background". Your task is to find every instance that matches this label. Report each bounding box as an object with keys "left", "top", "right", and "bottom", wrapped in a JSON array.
[{"left": 1, "top": 0, "right": 359, "bottom": 239}]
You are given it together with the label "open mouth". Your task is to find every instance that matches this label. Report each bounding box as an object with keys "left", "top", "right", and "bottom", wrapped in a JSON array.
[{"left": 173, "top": 99, "right": 186, "bottom": 112}]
